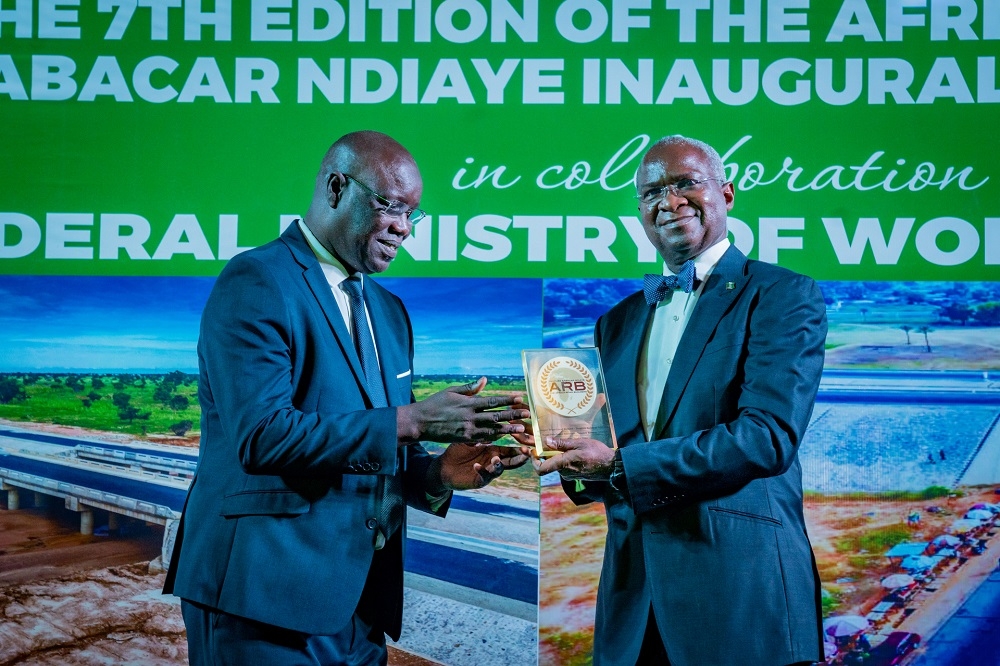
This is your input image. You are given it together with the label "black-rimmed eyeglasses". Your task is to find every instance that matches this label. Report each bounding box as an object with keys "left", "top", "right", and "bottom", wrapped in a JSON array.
[{"left": 343, "top": 174, "right": 426, "bottom": 224}]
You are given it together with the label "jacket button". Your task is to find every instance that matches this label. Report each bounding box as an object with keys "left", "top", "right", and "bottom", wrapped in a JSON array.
[{"left": 366, "top": 518, "right": 377, "bottom": 529}]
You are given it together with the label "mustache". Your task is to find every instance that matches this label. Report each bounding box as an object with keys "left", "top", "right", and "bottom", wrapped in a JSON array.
[{"left": 654, "top": 213, "right": 696, "bottom": 227}]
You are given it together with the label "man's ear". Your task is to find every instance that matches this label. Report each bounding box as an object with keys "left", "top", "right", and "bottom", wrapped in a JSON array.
[{"left": 327, "top": 171, "right": 346, "bottom": 208}]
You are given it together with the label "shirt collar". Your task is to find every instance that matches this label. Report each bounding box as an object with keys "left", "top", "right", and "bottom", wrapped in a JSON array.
[
  {"left": 663, "top": 237, "right": 731, "bottom": 281},
  {"left": 298, "top": 219, "right": 352, "bottom": 287}
]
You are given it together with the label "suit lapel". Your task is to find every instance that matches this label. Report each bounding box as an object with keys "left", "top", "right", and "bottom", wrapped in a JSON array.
[
  {"left": 654, "top": 246, "right": 750, "bottom": 437},
  {"left": 281, "top": 224, "right": 370, "bottom": 403}
]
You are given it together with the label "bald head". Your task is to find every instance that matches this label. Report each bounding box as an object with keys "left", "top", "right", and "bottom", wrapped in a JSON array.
[
  {"left": 641, "top": 135, "right": 726, "bottom": 180},
  {"left": 304, "top": 130, "right": 423, "bottom": 275},
  {"left": 319, "top": 131, "right": 418, "bottom": 182}
]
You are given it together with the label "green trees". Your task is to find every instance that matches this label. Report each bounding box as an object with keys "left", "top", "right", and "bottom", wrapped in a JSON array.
[
  {"left": 916, "top": 326, "right": 933, "bottom": 353},
  {"left": 0, "top": 377, "right": 27, "bottom": 404},
  {"left": 169, "top": 420, "right": 194, "bottom": 436},
  {"left": 939, "top": 302, "right": 972, "bottom": 326},
  {"left": 153, "top": 371, "right": 195, "bottom": 414},
  {"left": 112, "top": 391, "right": 150, "bottom": 423},
  {"left": 972, "top": 303, "right": 1000, "bottom": 326},
  {"left": 153, "top": 384, "right": 173, "bottom": 403},
  {"left": 169, "top": 394, "right": 190, "bottom": 411},
  {"left": 0, "top": 372, "right": 196, "bottom": 435}
]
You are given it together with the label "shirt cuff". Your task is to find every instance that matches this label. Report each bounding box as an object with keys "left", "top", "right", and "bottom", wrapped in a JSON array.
[{"left": 425, "top": 488, "right": 452, "bottom": 513}]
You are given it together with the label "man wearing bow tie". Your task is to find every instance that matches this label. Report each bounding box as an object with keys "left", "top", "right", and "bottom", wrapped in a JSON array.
[{"left": 535, "top": 136, "right": 827, "bottom": 665}]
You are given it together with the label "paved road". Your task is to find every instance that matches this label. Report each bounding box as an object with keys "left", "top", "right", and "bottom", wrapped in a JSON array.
[
  {"left": 532, "top": 348, "right": 1000, "bottom": 403},
  {"left": 818, "top": 369, "right": 1000, "bottom": 404},
  {"left": 405, "top": 539, "right": 536, "bottom": 605},
  {"left": 908, "top": 569, "right": 1000, "bottom": 666},
  {"left": 0, "top": 427, "right": 199, "bottom": 462}
]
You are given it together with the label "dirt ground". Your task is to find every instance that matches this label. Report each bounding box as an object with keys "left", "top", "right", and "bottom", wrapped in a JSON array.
[
  {"left": 0, "top": 419, "right": 530, "bottom": 665},
  {"left": 537, "top": 487, "right": 606, "bottom": 666},
  {"left": 805, "top": 487, "right": 1000, "bottom": 614},
  {"left": 0, "top": 502, "right": 184, "bottom": 666},
  {"left": 0, "top": 506, "right": 163, "bottom": 587},
  {"left": 825, "top": 324, "right": 1000, "bottom": 370},
  {"left": 0, "top": 505, "right": 443, "bottom": 666}
]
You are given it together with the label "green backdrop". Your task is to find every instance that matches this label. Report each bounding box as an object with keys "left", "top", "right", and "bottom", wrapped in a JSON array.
[{"left": 2, "top": 0, "right": 998, "bottom": 280}]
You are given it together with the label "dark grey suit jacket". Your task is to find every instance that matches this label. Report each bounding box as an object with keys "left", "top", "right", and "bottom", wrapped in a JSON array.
[
  {"left": 163, "top": 223, "right": 447, "bottom": 639},
  {"left": 567, "top": 245, "right": 827, "bottom": 666}
]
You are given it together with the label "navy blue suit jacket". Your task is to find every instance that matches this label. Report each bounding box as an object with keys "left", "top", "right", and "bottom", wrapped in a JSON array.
[
  {"left": 567, "top": 246, "right": 827, "bottom": 666},
  {"left": 163, "top": 223, "right": 447, "bottom": 638}
]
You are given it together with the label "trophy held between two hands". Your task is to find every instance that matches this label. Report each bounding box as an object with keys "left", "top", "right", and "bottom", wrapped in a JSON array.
[{"left": 521, "top": 347, "right": 618, "bottom": 458}]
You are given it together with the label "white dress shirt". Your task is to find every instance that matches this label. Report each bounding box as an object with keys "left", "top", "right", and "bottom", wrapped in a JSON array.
[
  {"left": 298, "top": 220, "right": 380, "bottom": 368},
  {"left": 638, "top": 238, "right": 731, "bottom": 440}
]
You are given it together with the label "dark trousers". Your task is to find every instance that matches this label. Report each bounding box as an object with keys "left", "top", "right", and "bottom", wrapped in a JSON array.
[
  {"left": 634, "top": 607, "right": 816, "bottom": 666},
  {"left": 181, "top": 600, "right": 387, "bottom": 666},
  {"left": 636, "top": 606, "right": 670, "bottom": 665}
]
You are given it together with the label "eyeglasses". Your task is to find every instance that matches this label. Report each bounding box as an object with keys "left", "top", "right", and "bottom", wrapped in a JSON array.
[
  {"left": 343, "top": 174, "right": 426, "bottom": 224},
  {"left": 635, "top": 178, "right": 725, "bottom": 206}
]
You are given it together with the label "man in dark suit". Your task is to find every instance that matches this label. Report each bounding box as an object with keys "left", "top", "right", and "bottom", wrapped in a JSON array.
[
  {"left": 164, "top": 131, "right": 529, "bottom": 665},
  {"left": 535, "top": 136, "right": 827, "bottom": 666}
]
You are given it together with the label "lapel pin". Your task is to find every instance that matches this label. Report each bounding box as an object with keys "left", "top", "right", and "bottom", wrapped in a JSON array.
[{"left": 726, "top": 281, "right": 735, "bottom": 290}]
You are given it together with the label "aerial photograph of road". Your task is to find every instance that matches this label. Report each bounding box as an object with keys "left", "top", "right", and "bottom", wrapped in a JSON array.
[{"left": 538, "top": 279, "right": 1000, "bottom": 666}]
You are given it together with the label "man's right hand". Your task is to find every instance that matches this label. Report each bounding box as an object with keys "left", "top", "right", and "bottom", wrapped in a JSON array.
[{"left": 396, "top": 377, "right": 530, "bottom": 444}]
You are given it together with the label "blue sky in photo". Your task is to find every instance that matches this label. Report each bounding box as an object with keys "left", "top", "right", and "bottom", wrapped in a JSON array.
[
  {"left": 376, "top": 278, "right": 542, "bottom": 375},
  {"left": 0, "top": 276, "right": 214, "bottom": 372},
  {"left": 0, "top": 276, "right": 542, "bottom": 375}
]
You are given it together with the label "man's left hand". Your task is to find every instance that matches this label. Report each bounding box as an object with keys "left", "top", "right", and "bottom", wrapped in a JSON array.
[
  {"left": 428, "top": 443, "right": 531, "bottom": 491},
  {"left": 532, "top": 437, "right": 616, "bottom": 479}
]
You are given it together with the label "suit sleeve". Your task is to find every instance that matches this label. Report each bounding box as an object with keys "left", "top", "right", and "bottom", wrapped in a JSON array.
[
  {"left": 201, "top": 255, "right": 398, "bottom": 477},
  {"left": 620, "top": 273, "right": 827, "bottom": 515},
  {"left": 384, "top": 299, "right": 452, "bottom": 515}
]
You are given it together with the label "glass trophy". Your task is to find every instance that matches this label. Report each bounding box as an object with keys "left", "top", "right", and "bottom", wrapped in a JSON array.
[{"left": 521, "top": 347, "right": 617, "bottom": 458}]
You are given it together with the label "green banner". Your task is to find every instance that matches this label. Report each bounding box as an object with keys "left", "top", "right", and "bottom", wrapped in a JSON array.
[{"left": 2, "top": 0, "right": 998, "bottom": 279}]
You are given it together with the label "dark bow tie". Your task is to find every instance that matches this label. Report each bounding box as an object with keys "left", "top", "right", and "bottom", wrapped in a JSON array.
[{"left": 643, "top": 260, "right": 697, "bottom": 305}]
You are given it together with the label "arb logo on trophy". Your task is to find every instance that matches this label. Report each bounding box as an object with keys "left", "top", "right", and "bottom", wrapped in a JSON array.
[{"left": 536, "top": 356, "right": 598, "bottom": 417}]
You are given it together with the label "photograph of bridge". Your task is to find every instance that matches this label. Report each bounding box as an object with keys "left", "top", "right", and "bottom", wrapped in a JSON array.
[{"left": 0, "top": 275, "right": 544, "bottom": 666}]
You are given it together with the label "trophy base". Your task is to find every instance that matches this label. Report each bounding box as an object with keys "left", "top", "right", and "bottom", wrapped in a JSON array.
[{"left": 535, "top": 450, "right": 561, "bottom": 459}]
